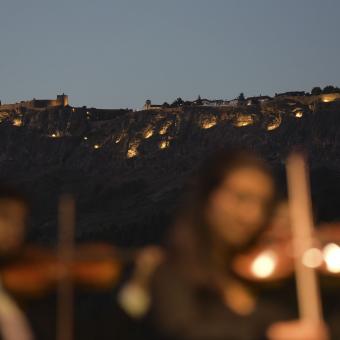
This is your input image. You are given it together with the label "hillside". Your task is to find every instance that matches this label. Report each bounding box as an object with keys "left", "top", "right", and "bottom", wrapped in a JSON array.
[{"left": 1, "top": 96, "right": 340, "bottom": 246}]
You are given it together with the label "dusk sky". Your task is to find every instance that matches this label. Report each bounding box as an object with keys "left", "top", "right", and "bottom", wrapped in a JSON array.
[{"left": 1, "top": 0, "right": 339, "bottom": 109}]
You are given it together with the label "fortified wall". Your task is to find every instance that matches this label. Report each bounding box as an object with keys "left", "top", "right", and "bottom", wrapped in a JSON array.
[{"left": 0, "top": 94, "right": 68, "bottom": 111}]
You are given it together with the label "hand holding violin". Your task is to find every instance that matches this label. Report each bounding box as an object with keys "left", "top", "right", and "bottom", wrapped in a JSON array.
[{"left": 267, "top": 319, "right": 329, "bottom": 340}]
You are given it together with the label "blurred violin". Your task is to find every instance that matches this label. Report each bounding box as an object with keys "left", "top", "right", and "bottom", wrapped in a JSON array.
[
  {"left": 232, "top": 198, "right": 295, "bottom": 283},
  {"left": 0, "top": 243, "right": 124, "bottom": 298},
  {"left": 232, "top": 242, "right": 294, "bottom": 283},
  {"left": 0, "top": 246, "right": 57, "bottom": 297},
  {"left": 232, "top": 222, "right": 340, "bottom": 284}
]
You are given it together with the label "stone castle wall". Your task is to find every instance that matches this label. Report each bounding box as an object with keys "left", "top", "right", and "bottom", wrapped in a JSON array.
[{"left": 0, "top": 94, "right": 68, "bottom": 111}]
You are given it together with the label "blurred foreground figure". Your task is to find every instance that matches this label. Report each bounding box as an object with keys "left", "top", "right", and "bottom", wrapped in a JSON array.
[
  {"left": 261, "top": 199, "right": 291, "bottom": 245},
  {"left": 0, "top": 185, "right": 33, "bottom": 340},
  {"left": 120, "top": 150, "right": 328, "bottom": 340},
  {"left": 0, "top": 186, "right": 27, "bottom": 258}
]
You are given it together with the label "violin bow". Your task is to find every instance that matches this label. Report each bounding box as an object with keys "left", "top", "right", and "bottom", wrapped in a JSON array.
[
  {"left": 286, "top": 152, "right": 322, "bottom": 321},
  {"left": 57, "top": 194, "right": 75, "bottom": 340}
]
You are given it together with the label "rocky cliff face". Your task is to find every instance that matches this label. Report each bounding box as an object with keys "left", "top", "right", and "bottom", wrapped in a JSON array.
[{"left": 1, "top": 98, "right": 340, "bottom": 246}]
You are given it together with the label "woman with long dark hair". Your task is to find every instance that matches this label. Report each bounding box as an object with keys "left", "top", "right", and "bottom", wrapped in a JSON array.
[{"left": 145, "top": 149, "right": 328, "bottom": 340}]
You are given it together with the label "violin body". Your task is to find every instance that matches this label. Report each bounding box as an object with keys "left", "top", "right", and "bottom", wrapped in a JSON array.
[
  {"left": 1, "top": 223, "right": 339, "bottom": 298},
  {"left": 232, "top": 242, "right": 294, "bottom": 283},
  {"left": 1, "top": 246, "right": 57, "bottom": 297},
  {"left": 0, "top": 243, "right": 123, "bottom": 298},
  {"left": 232, "top": 223, "right": 340, "bottom": 284}
]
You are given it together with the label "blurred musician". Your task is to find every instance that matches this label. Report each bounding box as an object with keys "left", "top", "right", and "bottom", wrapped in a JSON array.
[
  {"left": 0, "top": 185, "right": 28, "bottom": 259},
  {"left": 121, "top": 150, "right": 328, "bottom": 340},
  {"left": 260, "top": 199, "right": 292, "bottom": 245},
  {"left": 0, "top": 184, "right": 33, "bottom": 340}
]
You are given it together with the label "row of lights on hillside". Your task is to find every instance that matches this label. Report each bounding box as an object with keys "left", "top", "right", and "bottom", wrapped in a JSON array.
[
  {"left": 200, "top": 114, "right": 255, "bottom": 130},
  {"left": 82, "top": 134, "right": 170, "bottom": 157},
  {"left": 143, "top": 121, "right": 173, "bottom": 139},
  {"left": 48, "top": 108, "right": 306, "bottom": 156},
  {"left": 199, "top": 110, "right": 303, "bottom": 133},
  {"left": 126, "top": 139, "right": 170, "bottom": 159},
  {"left": 48, "top": 108, "right": 301, "bottom": 144},
  {"left": 66, "top": 98, "right": 333, "bottom": 139}
]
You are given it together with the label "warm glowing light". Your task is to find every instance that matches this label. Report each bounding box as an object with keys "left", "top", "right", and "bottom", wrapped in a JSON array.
[
  {"left": 72, "top": 108, "right": 76, "bottom": 112},
  {"left": 251, "top": 250, "right": 277, "bottom": 278},
  {"left": 50, "top": 132, "right": 61, "bottom": 138},
  {"left": 94, "top": 144, "right": 100, "bottom": 149},
  {"left": 159, "top": 121, "right": 172, "bottom": 135},
  {"left": 117, "top": 283, "right": 150, "bottom": 318},
  {"left": 127, "top": 143, "right": 139, "bottom": 158},
  {"left": 143, "top": 128, "right": 154, "bottom": 139},
  {"left": 302, "top": 248, "right": 323, "bottom": 268},
  {"left": 115, "top": 134, "right": 125, "bottom": 143},
  {"left": 266, "top": 116, "right": 282, "bottom": 131},
  {"left": 127, "top": 148, "right": 138, "bottom": 158},
  {"left": 233, "top": 115, "right": 254, "bottom": 127},
  {"left": 295, "top": 111, "right": 303, "bottom": 118},
  {"left": 201, "top": 116, "right": 217, "bottom": 129},
  {"left": 266, "top": 123, "right": 279, "bottom": 131},
  {"left": 12, "top": 118, "right": 22, "bottom": 127},
  {"left": 323, "top": 243, "right": 340, "bottom": 273},
  {"left": 159, "top": 140, "right": 169, "bottom": 149},
  {"left": 321, "top": 95, "right": 337, "bottom": 103}
]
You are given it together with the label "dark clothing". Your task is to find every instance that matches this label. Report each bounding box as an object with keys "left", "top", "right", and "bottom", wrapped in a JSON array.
[
  {"left": 145, "top": 263, "right": 296, "bottom": 340},
  {"left": 10, "top": 267, "right": 340, "bottom": 340},
  {"left": 23, "top": 293, "right": 56, "bottom": 340},
  {"left": 321, "top": 281, "right": 340, "bottom": 340}
]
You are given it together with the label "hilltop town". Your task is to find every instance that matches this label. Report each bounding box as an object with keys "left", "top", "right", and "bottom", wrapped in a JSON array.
[
  {"left": 1, "top": 86, "right": 340, "bottom": 160},
  {"left": 1, "top": 86, "right": 340, "bottom": 244},
  {"left": 1, "top": 85, "right": 340, "bottom": 115}
]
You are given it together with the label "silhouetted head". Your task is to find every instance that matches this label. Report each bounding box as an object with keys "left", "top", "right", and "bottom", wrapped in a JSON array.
[
  {"left": 0, "top": 184, "right": 29, "bottom": 257},
  {"left": 171, "top": 149, "right": 276, "bottom": 275}
]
